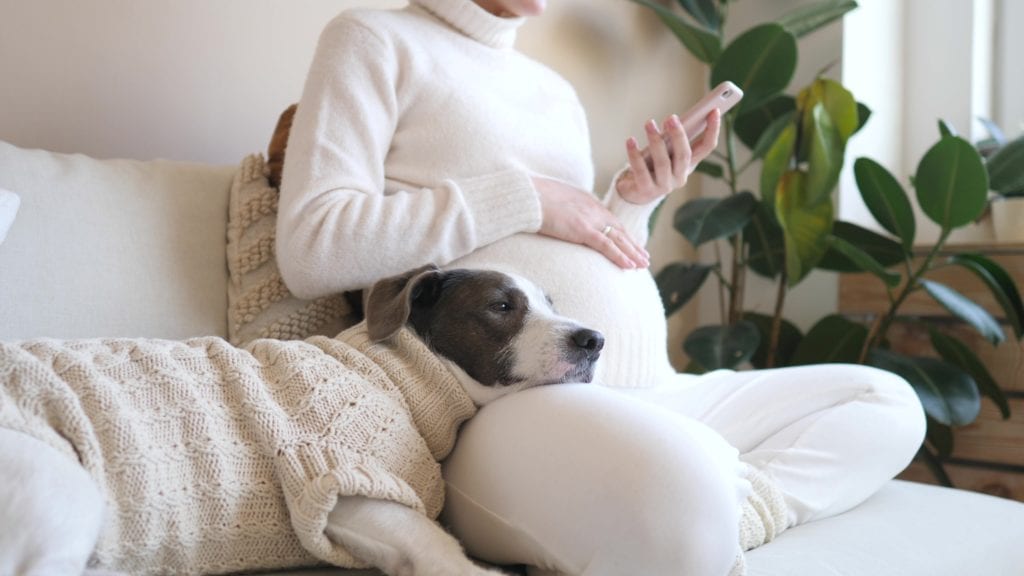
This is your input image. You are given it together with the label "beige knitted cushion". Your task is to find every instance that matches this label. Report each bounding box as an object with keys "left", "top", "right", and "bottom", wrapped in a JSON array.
[{"left": 226, "top": 154, "right": 357, "bottom": 346}]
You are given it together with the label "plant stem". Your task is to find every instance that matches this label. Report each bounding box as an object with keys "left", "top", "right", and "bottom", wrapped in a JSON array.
[
  {"left": 870, "top": 231, "right": 952, "bottom": 350},
  {"left": 917, "top": 445, "right": 955, "bottom": 488},
  {"left": 724, "top": 115, "right": 745, "bottom": 324},
  {"left": 766, "top": 268, "right": 788, "bottom": 368},
  {"left": 710, "top": 266, "right": 733, "bottom": 290},
  {"left": 714, "top": 241, "right": 728, "bottom": 325},
  {"left": 857, "top": 313, "right": 884, "bottom": 364}
]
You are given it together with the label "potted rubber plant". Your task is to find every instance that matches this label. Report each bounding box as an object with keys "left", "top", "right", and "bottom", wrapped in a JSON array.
[{"left": 628, "top": 0, "right": 1024, "bottom": 486}]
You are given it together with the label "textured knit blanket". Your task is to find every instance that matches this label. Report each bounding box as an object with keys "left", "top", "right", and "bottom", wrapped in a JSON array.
[{"left": 0, "top": 326, "right": 477, "bottom": 575}]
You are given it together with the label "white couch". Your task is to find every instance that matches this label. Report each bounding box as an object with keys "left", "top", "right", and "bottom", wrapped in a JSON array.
[{"left": 2, "top": 138, "right": 1024, "bottom": 575}]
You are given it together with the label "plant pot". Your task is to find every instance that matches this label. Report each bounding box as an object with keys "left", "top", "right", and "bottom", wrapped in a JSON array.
[{"left": 991, "top": 196, "right": 1024, "bottom": 243}]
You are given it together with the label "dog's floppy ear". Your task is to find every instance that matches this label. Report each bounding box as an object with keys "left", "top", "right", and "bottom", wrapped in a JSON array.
[{"left": 365, "top": 264, "right": 443, "bottom": 342}]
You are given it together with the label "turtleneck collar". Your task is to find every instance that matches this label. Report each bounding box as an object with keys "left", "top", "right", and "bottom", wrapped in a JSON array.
[{"left": 412, "top": 0, "right": 525, "bottom": 49}]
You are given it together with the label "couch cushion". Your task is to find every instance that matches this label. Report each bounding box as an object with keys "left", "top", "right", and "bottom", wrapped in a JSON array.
[
  {"left": 746, "top": 480, "right": 1024, "bottom": 575},
  {"left": 0, "top": 188, "right": 19, "bottom": 245},
  {"left": 226, "top": 154, "right": 356, "bottom": 346},
  {"left": 0, "top": 140, "right": 234, "bottom": 339}
]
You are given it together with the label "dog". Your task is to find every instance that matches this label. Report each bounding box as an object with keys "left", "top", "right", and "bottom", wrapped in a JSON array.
[{"left": 0, "top": 264, "right": 603, "bottom": 576}]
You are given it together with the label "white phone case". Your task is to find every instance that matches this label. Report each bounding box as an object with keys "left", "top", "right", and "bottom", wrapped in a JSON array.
[{"left": 643, "top": 80, "right": 744, "bottom": 168}]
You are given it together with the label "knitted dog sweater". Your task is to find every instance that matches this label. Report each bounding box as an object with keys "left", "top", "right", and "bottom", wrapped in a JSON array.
[{"left": 0, "top": 326, "right": 476, "bottom": 575}]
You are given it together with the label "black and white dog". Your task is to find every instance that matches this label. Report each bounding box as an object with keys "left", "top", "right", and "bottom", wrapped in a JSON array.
[
  {"left": 328, "top": 264, "right": 604, "bottom": 576},
  {"left": 0, "top": 265, "right": 603, "bottom": 576}
]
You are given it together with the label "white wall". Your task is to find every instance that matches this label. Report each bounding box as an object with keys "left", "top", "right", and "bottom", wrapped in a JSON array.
[
  {"left": 0, "top": 0, "right": 701, "bottom": 170},
  {"left": 0, "top": 0, "right": 402, "bottom": 164},
  {"left": 995, "top": 0, "right": 1024, "bottom": 136}
]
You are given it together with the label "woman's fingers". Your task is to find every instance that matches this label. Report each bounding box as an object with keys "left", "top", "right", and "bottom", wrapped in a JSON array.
[
  {"left": 587, "top": 223, "right": 649, "bottom": 269},
  {"left": 664, "top": 114, "right": 692, "bottom": 182},
  {"left": 534, "top": 176, "right": 649, "bottom": 270},
  {"left": 645, "top": 119, "right": 672, "bottom": 189},
  {"left": 689, "top": 109, "right": 722, "bottom": 169},
  {"left": 625, "top": 137, "right": 652, "bottom": 192}
]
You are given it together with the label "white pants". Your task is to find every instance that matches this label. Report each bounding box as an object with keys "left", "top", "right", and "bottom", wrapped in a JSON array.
[{"left": 442, "top": 364, "right": 927, "bottom": 576}]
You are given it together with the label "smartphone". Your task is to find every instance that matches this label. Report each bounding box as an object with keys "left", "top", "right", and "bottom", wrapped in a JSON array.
[{"left": 642, "top": 81, "right": 744, "bottom": 169}]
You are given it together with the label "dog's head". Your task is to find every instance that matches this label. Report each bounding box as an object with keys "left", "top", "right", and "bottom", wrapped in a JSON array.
[{"left": 364, "top": 264, "right": 604, "bottom": 406}]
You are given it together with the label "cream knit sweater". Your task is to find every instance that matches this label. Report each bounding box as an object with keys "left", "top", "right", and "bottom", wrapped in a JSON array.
[
  {"left": 277, "top": 0, "right": 676, "bottom": 388},
  {"left": 0, "top": 326, "right": 476, "bottom": 575}
]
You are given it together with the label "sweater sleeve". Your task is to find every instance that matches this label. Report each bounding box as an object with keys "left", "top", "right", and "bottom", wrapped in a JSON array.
[
  {"left": 277, "top": 17, "right": 542, "bottom": 299},
  {"left": 602, "top": 166, "right": 664, "bottom": 248}
]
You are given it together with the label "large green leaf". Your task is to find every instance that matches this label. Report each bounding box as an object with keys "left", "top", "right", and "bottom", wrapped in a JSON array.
[
  {"left": 947, "top": 253, "right": 1024, "bottom": 339},
  {"left": 826, "top": 235, "right": 901, "bottom": 287},
  {"left": 629, "top": 0, "right": 722, "bottom": 63},
  {"left": 920, "top": 279, "right": 1005, "bottom": 345},
  {"left": 855, "top": 102, "right": 872, "bottom": 134},
  {"left": 710, "top": 24, "right": 797, "bottom": 112},
  {"left": 817, "top": 220, "right": 906, "bottom": 272},
  {"left": 684, "top": 321, "right": 761, "bottom": 370},
  {"left": 733, "top": 95, "right": 796, "bottom": 150},
  {"left": 760, "top": 123, "right": 797, "bottom": 206},
  {"left": 805, "top": 103, "right": 844, "bottom": 205},
  {"left": 655, "top": 262, "right": 713, "bottom": 317},
  {"left": 938, "top": 119, "right": 958, "bottom": 139},
  {"left": 747, "top": 112, "right": 797, "bottom": 163},
  {"left": 744, "top": 201, "right": 785, "bottom": 278},
  {"left": 675, "top": 0, "right": 721, "bottom": 32},
  {"left": 745, "top": 312, "right": 803, "bottom": 368},
  {"left": 775, "top": 171, "right": 834, "bottom": 285},
  {"left": 927, "top": 418, "right": 955, "bottom": 459},
  {"left": 854, "top": 157, "right": 916, "bottom": 250},
  {"left": 929, "top": 328, "right": 1011, "bottom": 419},
  {"left": 798, "top": 78, "right": 860, "bottom": 144},
  {"left": 673, "top": 192, "right": 758, "bottom": 247},
  {"left": 987, "top": 134, "right": 1024, "bottom": 195},
  {"left": 694, "top": 160, "right": 725, "bottom": 178},
  {"left": 914, "top": 136, "right": 989, "bottom": 230},
  {"left": 868, "top": 349, "right": 981, "bottom": 427},
  {"left": 789, "top": 314, "right": 868, "bottom": 365},
  {"left": 776, "top": 0, "right": 858, "bottom": 38}
]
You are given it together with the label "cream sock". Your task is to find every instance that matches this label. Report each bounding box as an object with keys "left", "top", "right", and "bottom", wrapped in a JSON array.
[
  {"left": 738, "top": 467, "right": 790, "bottom": 551},
  {"left": 728, "top": 548, "right": 747, "bottom": 576},
  {"left": 727, "top": 467, "right": 791, "bottom": 576}
]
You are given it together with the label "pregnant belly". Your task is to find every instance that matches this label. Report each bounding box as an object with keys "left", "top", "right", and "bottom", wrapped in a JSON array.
[{"left": 451, "top": 233, "right": 675, "bottom": 388}]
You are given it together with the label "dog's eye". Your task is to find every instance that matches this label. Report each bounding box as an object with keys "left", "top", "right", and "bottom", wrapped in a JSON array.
[{"left": 489, "top": 301, "right": 512, "bottom": 313}]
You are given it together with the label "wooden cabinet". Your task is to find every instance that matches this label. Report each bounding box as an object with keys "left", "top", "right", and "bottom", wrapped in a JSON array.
[{"left": 839, "top": 243, "right": 1024, "bottom": 502}]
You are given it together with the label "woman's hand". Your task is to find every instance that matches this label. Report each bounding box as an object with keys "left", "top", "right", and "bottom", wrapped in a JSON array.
[
  {"left": 532, "top": 176, "right": 650, "bottom": 270},
  {"left": 615, "top": 108, "right": 722, "bottom": 204}
]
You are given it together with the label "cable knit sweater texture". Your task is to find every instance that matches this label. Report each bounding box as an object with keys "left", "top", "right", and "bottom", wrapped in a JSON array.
[
  {"left": 277, "top": 0, "right": 675, "bottom": 388},
  {"left": 0, "top": 326, "right": 476, "bottom": 575}
]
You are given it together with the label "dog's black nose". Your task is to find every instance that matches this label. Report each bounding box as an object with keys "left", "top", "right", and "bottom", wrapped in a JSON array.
[{"left": 570, "top": 328, "right": 605, "bottom": 356}]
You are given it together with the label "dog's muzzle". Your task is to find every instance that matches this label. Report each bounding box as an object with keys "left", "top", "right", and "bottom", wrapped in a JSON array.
[{"left": 568, "top": 328, "right": 604, "bottom": 363}]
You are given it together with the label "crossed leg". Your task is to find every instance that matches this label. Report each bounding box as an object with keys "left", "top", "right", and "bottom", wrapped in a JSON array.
[
  {"left": 443, "top": 384, "right": 748, "bottom": 576},
  {"left": 442, "top": 365, "right": 925, "bottom": 575},
  {"left": 623, "top": 363, "right": 927, "bottom": 525}
]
